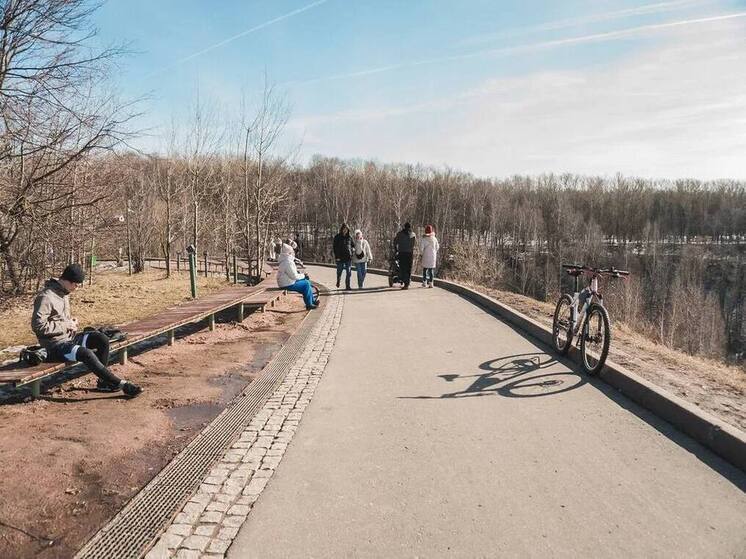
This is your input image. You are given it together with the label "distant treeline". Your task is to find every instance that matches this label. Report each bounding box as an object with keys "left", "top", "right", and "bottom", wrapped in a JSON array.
[{"left": 1, "top": 154, "right": 745, "bottom": 364}]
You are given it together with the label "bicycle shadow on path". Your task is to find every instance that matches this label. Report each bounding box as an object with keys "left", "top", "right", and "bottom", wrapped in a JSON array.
[
  {"left": 400, "top": 351, "right": 746, "bottom": 490},
  {"left": 401, "top": 353, "right": 587, "bottom": 400}
]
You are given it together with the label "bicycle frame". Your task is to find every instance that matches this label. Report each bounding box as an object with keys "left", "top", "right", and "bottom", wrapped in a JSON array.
[{"left": 568, "top": 273, "right": 604, "bottom": 339}]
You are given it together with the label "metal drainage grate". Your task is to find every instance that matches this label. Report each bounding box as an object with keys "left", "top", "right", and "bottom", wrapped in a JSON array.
[{"left": 75, "top": 292, "right": 331, "bottom": 559}]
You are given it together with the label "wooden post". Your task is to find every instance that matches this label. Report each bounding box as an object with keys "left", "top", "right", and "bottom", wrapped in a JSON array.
[
  {"left": 176, "top": 252, "right": 181, "bottom": 272},
  {"left": 209, "top": 313, "right": 215, "bottom": 331},
  {"left": 232, "top": 251, "right": 238, "bottom": 284},
  {"left": 168, "top": 329, "right": 175, "bottom": 346},
  {"left": 204, "top": 251, "right": 209, "bottom": 278},
  {"left": 238, "top": 302, "right": 244, "bottom": 322}
]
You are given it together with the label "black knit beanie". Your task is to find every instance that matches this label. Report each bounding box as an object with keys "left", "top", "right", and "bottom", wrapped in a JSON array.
[{"left": 60, "top": 263, "right": 85, "bottom": 284}]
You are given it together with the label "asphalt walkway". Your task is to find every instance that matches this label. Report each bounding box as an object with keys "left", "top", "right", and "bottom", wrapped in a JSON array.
[{"left": 229, "top": 265, "right": 746, "bottom": 558}]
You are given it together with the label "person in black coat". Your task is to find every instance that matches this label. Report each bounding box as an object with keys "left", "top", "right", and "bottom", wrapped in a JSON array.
[
  {"left": 333, "top": 223, "right": 354, "bottom": 290},
  {"left": 394, "top": 222, "right": 416, "bottom": 289}
]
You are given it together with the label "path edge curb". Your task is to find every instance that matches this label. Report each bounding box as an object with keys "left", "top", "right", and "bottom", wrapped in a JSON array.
[{"left": 308, "top": 262, "right": 746, "bottom": 472}]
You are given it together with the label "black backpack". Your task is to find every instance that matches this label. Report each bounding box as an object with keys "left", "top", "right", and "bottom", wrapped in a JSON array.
[{"left": 20, "top": 345, "right": 48, "bottom": 366}]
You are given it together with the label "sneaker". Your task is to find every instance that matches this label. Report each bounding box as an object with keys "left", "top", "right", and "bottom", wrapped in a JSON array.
[
  {"left": 96, "top": 378, "right": 119, "bottom": 392},
  {"left": 336, "top": 280, "right": 340, "bottom": 288},
  {"left": 402, "top": 284, "right": 409, "bottom": 290},
  {"left": 121, "top": 381, "right": 143, "bottom": 398},
  {"left": 428, "top": 283, "right": 434, "bottom": 288},
  {"left": 422, "top": 282, "right": 426, "bottom": 288}
]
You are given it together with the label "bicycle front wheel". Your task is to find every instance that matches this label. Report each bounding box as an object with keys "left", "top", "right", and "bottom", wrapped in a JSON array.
[
  {"left": 580, "top": 303, "right": 611, "bottom": 375},
  {"left": 552, "top": 294, "right": 574, "bottom": 355}
]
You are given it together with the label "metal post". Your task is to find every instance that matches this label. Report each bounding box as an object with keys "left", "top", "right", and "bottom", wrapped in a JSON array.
[
  {"left": 30, "top": 379, "right": 41, "bottom": 398},
  {"left": 126, "top": 198, "right": 132, "bottom": 276},
  {"left": 204, "top": 251, "right": 209, "bottom": 278},
  {"left": 238, "top": 302, "right": 244, "bottom": 322},
  {"left": 232, "top": 250, "right": 238, "bottom": 284},
  {"left": 176, "top": 252, "right": 181, "bottom": 272},
  {"left": 168, "top": 329, "right": 175, "bottom": 346},
  {"left": 120, "top": 347, "right": 128, "bottom": 365},
  {"left": 209, "top": 313, "right": 215, "bottom": 331},
  {"left": 189, "top": 252, "right": 197, "bottom": 299}
]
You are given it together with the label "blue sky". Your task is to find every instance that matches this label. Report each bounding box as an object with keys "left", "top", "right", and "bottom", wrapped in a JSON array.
[{"left": 95, "top": 0, "right": 746, "bottom": 179}]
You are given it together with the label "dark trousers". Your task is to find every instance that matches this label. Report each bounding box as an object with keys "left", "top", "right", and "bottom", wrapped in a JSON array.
[
  {"left": 336, "top": 260, "right": 352, "bottom": 289},
  {"left": 398, "top": 252, "right": 413, "bottom": 286},
  {"left": 48, "top": 330, "right": 121, "bottom": 386}
]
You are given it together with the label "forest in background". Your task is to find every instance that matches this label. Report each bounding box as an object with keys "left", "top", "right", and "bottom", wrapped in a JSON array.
[
  {"left": 2, "top": 152, "right": 745, "bottom": 366},
  {"left": 1, "top": 0, "right": 744, "bottom": 367}
]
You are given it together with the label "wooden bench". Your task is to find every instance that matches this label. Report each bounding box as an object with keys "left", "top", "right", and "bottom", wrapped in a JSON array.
[{"left": 0, "top": 270, "right": 282, "bottom": 398}]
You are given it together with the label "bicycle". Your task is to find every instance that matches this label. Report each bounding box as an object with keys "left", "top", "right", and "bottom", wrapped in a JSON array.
[{"left": 551, "top": 264, "right": 629, "bottom": 375}]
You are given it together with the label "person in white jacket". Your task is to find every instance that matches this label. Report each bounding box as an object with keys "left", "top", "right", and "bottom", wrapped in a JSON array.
[
  {"left": 420, "top": 224, "right": 440, "bottom": 288},
  {"left": 277, "top": 243, "right": 318, "bottom": 310},
  {"left": 351, "top": 229, "right": 373, "bottom": 289}
]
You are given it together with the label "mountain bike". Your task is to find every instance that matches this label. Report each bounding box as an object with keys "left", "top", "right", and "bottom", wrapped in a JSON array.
[{"left": 551, "top": 264, "right": 629, "bottom": 375}]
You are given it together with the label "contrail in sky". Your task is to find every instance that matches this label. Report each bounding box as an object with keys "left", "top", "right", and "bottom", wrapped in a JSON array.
[
  {"left": 290, "top": 11, "right": 746, "bottom": 86},
  {"left": 147, "top": 0, "right": 327, "bottom": 77}
]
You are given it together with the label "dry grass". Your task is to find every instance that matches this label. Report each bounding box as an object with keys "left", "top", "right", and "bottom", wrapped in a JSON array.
[
  {"left": 0, "top": 267, "right": 230, "bottom": 351},
  {"left": 462, "top": 281, "right": 746, "bottom": 431}
]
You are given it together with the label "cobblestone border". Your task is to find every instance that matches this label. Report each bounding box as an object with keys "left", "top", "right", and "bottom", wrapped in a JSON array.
[{"left": 144, "top": 292, "right": 344, "bottom": 559}]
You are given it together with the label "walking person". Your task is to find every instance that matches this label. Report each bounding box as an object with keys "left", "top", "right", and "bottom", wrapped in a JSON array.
[
  {"left": 420, "top": 224, "right": 440, "bottom": 288},
  {"left": 333, "top": 223, "right": 354, "bottom": 290},
  {"left": 351, "top": 229, "right": 373, "bottom": 289},
  {"left": 394, "top": 222, "right": 416, "bottom": 289},
  {"left": 31, "top": 263, "right": 142, "bottom": 397},
  {"left": 277, "top": 243, "right": 319, "bottom": 310}
]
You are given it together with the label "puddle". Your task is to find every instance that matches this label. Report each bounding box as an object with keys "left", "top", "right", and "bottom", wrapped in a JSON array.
[{"left": 167, "top": 402, "right": 222, "bottom": 431}]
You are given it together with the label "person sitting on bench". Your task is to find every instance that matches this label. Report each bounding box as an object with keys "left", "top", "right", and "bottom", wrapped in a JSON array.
[
  {"left": 31, "top": 263, "right": 142, "bottom": 397},
  {"left": 277, "top": 243, "right": 318, "bottom": 310}
]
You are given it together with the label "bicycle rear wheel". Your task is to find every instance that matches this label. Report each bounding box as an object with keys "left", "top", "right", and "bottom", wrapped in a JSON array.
[
  {"left": 552, "top": 294, "right": 574, "bottom": 355},
  {"left": 580, "top": 303, "right": 610, "bottom": 375}
]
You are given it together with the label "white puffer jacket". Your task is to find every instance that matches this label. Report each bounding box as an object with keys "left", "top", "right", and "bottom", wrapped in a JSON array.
[
  {"left": 351, "top": 232, "right": 373, "bottom": 264},
  {"left": 420, "top": 234, "right": 440, "bottom": 268},
  {"left": 277, "top": 244, "right": 304, "bottom": 288}
]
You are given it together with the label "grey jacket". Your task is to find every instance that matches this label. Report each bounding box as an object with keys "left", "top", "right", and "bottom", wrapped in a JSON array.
[{"left": 32, "top": 279, "right": 75, "bottom": 349}]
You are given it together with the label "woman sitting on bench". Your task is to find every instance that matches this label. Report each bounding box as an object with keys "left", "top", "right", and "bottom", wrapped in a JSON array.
[
  {"left": 277, "top": 243, "right": 319, "bottom": 310},
  {"left": 31, "top": 264, "right": 142, "bottom": 397}
]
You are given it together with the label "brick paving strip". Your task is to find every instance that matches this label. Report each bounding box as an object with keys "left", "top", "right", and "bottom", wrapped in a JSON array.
[{"left": 144, "top": 293, "right": 344, "bottom": 559}]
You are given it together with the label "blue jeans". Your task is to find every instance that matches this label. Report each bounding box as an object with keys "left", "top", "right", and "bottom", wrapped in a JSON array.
[
  {"left": 355, "top": 262, "right": 367, "bottom": 288},
  {"left": 336, "top": 260, "right": 351, "bottom": 289},
  {"left": 286, "top": 278, "right": 316, "bottom": 307},
  {"left": 423, "top": 267, "right": 435, "bottom": 284}
]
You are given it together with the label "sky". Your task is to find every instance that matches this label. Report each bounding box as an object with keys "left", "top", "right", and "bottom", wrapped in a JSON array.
[{"left": 94, "top": 0, "right": 746, "bottom": 180}]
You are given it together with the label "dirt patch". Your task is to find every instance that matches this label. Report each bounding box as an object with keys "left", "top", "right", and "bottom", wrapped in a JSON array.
[
  {"left": 465, "top": 282, "right": 746, "bottom": 433},
  {"left": 0, "top": 291, "right": 309, "bottom": 559}
]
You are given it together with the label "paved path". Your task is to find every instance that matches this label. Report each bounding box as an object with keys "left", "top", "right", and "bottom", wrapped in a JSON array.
[{"left": 227, "top": 266, "right": 746, "bottom": 558}]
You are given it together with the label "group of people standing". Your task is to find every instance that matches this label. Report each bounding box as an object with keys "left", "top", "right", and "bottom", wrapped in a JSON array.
[
  {"left": 332, "top": 224, "right": 373, "bottom": 290},
  {"left": 334, "top": 222, "right": 440, "bottom": 290}
]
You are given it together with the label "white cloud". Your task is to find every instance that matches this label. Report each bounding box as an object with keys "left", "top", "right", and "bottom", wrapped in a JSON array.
[{"left": 292, "top": 19, "right": 746, "bottom": 179}]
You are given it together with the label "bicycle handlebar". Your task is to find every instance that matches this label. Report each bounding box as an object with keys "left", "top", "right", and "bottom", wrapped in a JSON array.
[{"left": 562, "top": 263, "right": 630, "bottom": 278}]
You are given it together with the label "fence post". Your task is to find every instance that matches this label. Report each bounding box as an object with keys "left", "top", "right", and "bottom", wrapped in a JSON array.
[
  {"left": 187, "top": 246, "right": 197, "bottom": 299},
  {"left": 232, "top": 251, "right": 238, "bottom": 284},
  {"left": 176, "top": 252, "right": 181, "bottom": 272},
  {"left": 204, "top": 251, "right": 209, "bottom": 278}
]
